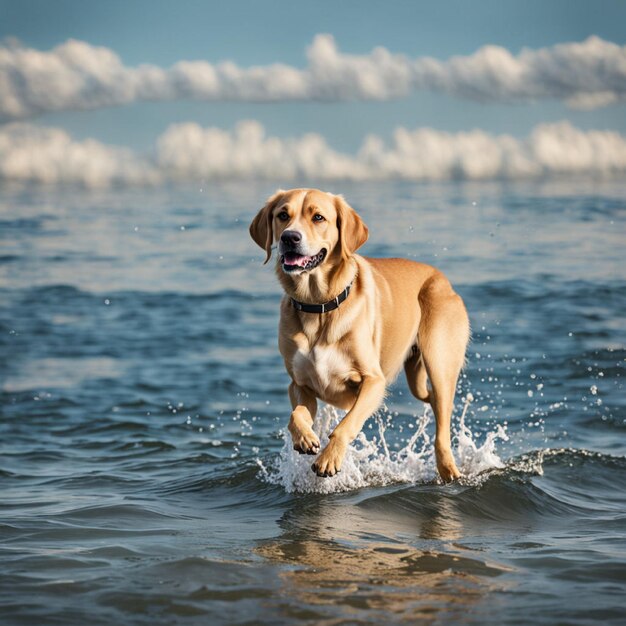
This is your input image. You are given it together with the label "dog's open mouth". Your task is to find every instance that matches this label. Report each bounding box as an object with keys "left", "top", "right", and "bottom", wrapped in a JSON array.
[{"left": 280, "top": 249, "right": 327, "bottom": 272}]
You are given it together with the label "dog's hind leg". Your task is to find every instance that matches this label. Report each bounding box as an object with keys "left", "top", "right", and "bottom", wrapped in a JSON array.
[
  {"left": 404, "top": 346, "right": 431, "bottom": 404},
  {"left": 417, "top": 275, "right": 470, "bottom": 482}
]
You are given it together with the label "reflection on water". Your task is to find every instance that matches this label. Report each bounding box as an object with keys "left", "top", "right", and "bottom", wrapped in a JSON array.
[{"left": 256, "top": 494, "right": 508, "bottom": 622}]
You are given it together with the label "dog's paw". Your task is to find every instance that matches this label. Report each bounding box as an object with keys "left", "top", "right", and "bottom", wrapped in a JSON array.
[
  {"left": 311, "top": 436, "right": 347, "bottom": 477},
  {"left": 436, "top": 448, "right": 461, "bottom": 482},
  {"left": 289, "top": 423, "right": 320, "bottom": 456}
]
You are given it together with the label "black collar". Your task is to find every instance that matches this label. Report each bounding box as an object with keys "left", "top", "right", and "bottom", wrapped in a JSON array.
[{"left": 291, "top": 282, "right": 353, "bottom": 314}]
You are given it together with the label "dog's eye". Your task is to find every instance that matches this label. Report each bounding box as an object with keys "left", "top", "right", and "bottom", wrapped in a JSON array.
[
  {"left": 277, "top": 211, "right": 289, "bottom": 221},
  {"left": 312, "top": 214, "right": 325, "bottom": 222}
]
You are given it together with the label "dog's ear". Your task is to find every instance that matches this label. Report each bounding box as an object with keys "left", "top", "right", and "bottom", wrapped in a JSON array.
[
  {"left": 335, "top": 195, "right": 369, "bottom": 260},
  {"left": 249, "top": 190, "right": 285, "bottom": 264}
]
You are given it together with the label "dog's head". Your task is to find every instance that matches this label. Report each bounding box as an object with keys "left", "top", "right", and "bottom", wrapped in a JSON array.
[{"left": 249, "top": 189, "right": 368, "bottom": 275}]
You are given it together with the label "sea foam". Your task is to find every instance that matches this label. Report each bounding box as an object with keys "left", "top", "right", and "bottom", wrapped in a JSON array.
[{"left": 257, "top": 397, "right": 508, "bottom": 494}]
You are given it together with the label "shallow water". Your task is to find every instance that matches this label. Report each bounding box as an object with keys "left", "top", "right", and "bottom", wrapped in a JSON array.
[{"left": 1, "top": 180, "right": 625, "bottom": 624}]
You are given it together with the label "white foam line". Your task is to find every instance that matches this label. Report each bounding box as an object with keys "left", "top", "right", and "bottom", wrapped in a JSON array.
[{"left": 259, "top": 400, "right": 508, "bottom": 494}]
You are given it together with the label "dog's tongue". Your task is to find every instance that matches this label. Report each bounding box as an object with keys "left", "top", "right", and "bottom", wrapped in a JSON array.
[{"left": 284, "top": 252, "right": 310, "bottom": 267}]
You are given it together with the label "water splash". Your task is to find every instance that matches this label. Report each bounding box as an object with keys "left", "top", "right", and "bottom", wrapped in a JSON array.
[
  {"left": 456, "top": 392, "right": 509, "bottom": 476},
  {"left": 257, "top": 396, "right": 508, "bottom": 494}
]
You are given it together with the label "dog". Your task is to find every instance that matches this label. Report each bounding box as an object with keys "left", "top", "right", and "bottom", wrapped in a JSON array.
[{"left": 249, "top": 189, "right": 470, "bottom": 481}]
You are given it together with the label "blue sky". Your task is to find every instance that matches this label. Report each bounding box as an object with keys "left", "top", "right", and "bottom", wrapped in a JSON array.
[
  {"left": 2, "top": 0, "right": 625, "bottom": 151},
  {"left": 0, "top": 0, "right": 626, "bottom": 185}
]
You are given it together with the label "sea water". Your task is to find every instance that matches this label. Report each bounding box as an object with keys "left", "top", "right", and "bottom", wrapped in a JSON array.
[{"left": 1, "top": 180, "right": 624, "bottom": 624}]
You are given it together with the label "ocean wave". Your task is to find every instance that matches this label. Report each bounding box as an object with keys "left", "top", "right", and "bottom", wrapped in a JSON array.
[
  {"left": 463, "top": 278, "right": 626, "bottom": 305},
  {"left": 257, "top": 400, "right": 626, "bottom": 509},
  {"left": 1, "top": 283, "right": 277, "bottom": 303}
]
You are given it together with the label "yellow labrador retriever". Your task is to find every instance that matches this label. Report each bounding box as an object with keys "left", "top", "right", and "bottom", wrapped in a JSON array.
[{"left": 250, "top": 189, "right": 470, "bottom": 481}]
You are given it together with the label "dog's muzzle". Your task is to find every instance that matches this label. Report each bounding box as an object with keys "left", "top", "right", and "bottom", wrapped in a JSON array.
[
  {"left": 279, "top": 230, "right": 327, "bottom": 273},
  {"left": 280, "top": 249, "right": 327, "bottom": 272}
]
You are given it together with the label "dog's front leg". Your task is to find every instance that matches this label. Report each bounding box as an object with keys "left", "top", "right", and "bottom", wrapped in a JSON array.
[
  {"left": 288, "top": 382, "right": 320, "bottom": 455},
  {"left": 312, "top": 374, "right": 386, "bottom": 477}
]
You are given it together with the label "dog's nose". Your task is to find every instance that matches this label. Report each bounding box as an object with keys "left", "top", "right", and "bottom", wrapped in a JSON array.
[{"left": 281, "top": 230, "right": 302, "bottom": 247}]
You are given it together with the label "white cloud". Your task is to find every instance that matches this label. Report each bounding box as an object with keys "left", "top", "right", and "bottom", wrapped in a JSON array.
[
  {"left": 0, "top": 123, "right": 158, "bottom": 187},
  {"left": 2, "top": 120, "right": 626, "bottom": 187},
  {"left": 411, "top": 36, "right": 626, "bottom": 105},
  {"left": 1, "top": 35, "right": 625, "bottom": 119},
  {"left": 155, "top": 121, "right": 366, "bottom": 180}
]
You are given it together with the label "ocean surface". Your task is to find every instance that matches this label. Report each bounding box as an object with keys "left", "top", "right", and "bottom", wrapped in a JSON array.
[{"left": 1, "top": 180, "right": 625, "bottom": 625}]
